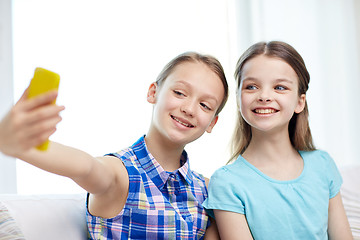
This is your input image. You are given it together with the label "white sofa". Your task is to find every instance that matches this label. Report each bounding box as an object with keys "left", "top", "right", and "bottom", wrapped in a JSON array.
[
  {"left": 340, "top": 165, "right": 360, "bottom": 239},
  {"left": 0, "top": 165, "right": 359, "bottom": 240},
  {"left": 0, "top": 193, "right": 87, "bottom": 239}
]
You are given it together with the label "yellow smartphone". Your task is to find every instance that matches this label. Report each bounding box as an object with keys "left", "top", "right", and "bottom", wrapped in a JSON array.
[{"left": 28, "top": 67, "right": 60, "bottom": 151}]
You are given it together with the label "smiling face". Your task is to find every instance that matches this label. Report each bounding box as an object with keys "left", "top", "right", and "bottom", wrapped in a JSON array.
[
  {"left": 147, "top": 61, "right": 224, "bottom": 146},
  {"left": 239, "top": 55, "right": 306, "bottom": 134}
]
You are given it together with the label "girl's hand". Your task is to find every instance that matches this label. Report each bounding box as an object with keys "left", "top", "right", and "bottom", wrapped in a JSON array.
[{"left": 0, "top": 88, "right": 64, "bottom": 158}]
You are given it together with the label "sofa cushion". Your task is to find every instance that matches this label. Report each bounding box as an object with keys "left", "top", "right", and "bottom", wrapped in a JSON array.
[{"left": 0, "top": 194, "right": 87, "bottom": 240}]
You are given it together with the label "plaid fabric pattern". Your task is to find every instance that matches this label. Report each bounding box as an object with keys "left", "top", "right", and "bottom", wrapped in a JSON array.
[
  {"left": 87, "top": 136, "right": 209, "bottom": 239},
  {"left": 0, "top": 202, "right": 25, "bottom": 240}
]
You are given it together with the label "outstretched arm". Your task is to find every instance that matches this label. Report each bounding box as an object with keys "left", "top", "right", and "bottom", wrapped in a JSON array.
[
  {"left": 214, "top": 210, "right": 253, "bottom": 240},
  {"left": 328, "top": 193, "right": 353, "bottom": 239},
  {"left": 0, "top": 89, "right": 124, "bottom": 195}
]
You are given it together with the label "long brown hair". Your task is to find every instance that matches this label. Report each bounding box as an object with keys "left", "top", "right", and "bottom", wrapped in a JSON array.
[
  {"left": 156, "top": 52, "right": 229, "bottom": 116},
  {"left": 229, "top": 41, "right": 315, "bottom": 163}
]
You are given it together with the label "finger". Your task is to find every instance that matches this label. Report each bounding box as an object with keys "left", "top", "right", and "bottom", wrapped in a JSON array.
[
  {"left": 18, "top": 87, "right": 29, "bottom": 102},
  {"left": 22, "top": 90, "right": 59, "bottom": 111},
  {"left": 30, "top": 128, "right": 57, "bottom": 148},
  {"left": 25, "top": 105, "right": 64, "bottom": 126},
  {"left": 10, "top": 104, "right": 63, "bottom": 143},
  {"left": 25, "top": 115, "right": 62, "bottom": 140},
  {"left": 13, "top": 87, "right": 30, "bottom": 110}
]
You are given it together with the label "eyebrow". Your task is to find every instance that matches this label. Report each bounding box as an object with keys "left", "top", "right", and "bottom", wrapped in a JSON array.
[
  {"left": 176, "top": 80, "right": 219, "bottom": 103},
  {"left": 242, "top": 77, "right": 295, "bottom": 84},
  {"left": 275, "top": 78, "right": 294, "bottom": 84}
]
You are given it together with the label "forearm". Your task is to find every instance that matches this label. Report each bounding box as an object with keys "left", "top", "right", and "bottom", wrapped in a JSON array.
[
  {"left": 0, "top": 89, "right": 119, "bottom": 194},
  {"left": 16, "top": 141, "right": 117, "bottom": 194},
  {"left": 18, "top": 141, "right": 96, "bottom": 180}
]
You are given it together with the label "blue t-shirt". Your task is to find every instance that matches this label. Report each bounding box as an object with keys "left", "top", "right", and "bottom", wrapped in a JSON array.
[{"left": 203, "top": 150, "right": 342, "bottom": 240}]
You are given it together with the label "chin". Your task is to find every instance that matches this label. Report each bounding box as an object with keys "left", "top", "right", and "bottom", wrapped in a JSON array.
[{"left": 167, "top": 132, "right": 201, "bottom": 146}]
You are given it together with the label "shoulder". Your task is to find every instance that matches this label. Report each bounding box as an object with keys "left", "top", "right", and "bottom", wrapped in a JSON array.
[
  {"left": 301, "top": 149, "right": 330, "bottom": 157},
  {"left": 106, "top": 147, "right": 142, "bottom": 171},
  {"left": 301, "top": 150, "right": 343, "bottom": 192},
  {"left": 97, "top": 146, "right": 138, "bottom": 184},
  {"left": 301, "top": 149, "right": 335, "bottom": 166},
  {"left": 96, "top": 155, "right": 129, "bottom": 186},
  {"left": 206, "top": 159, "right": 247, "bottom": 191},
  {"left": 211, "top": 158, "right": 245, "bottom": 180},
  {"left": 191, "top": 170, "right": 208, "bottom": 189},
  {"left": 107, "top": 147, "right": 136, "bottom": 161}
]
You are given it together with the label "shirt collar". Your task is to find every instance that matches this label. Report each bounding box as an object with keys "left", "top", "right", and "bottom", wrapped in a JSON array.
[{"left": 132, "top": 136, "right": 193, "bottom": 190}]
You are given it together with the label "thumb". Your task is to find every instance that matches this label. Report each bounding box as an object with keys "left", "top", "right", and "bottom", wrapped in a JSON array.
[{"left": 18, "top": 86, "right": 30, "bottom": 102}]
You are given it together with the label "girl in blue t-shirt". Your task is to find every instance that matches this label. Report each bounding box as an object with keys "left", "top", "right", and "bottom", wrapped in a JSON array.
[{"left": 203, "top": 41, "right": 352, "bottom": 239}]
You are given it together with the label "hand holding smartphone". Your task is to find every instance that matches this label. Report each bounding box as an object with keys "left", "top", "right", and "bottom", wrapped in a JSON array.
[{"left": 28, "top": 67, "right": 60, "bottom": 151}]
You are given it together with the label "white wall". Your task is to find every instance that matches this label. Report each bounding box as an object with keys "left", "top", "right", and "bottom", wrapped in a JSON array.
[
  {"left": 2, "top": 0, "right": 360, "bottom": 194},
  {"left": 11, "top": 0, "right": 235, "bottom": 194},
  {"left": 0, "top": 0, "right": 17, "bottom": 193},
  {"left": 242, "top": 0, "right": 360, "bottom": 166}
]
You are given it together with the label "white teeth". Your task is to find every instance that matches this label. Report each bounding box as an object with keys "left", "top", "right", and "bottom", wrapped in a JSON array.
[
  {"left": 172, "top": 116, "right": 194, "bottom": 127},
  {"left": 255, "top": 109, "right": 276, "bottom": 114}
]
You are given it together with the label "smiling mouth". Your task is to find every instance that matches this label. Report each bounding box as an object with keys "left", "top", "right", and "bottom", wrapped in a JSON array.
[
  {"left": 171, "top": 115, "right": 195, "bottom": 128},
  {"left": 253, "top": 108, "right": 278, "bottom": 114}
]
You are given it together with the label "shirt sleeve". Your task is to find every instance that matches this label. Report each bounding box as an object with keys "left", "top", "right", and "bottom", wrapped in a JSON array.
[
  {"left": 202, "top": 167, "right": 245, "bottom": 218},
  {"left": 322, "top": 151, "right": 343, "bottom": 199}
]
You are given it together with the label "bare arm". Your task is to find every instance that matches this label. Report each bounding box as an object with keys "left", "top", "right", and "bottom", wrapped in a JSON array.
[
  {"left": 203, "top": 217, "right": 220, "bottom": 240},
  {"left": 19, "top": 142, "right": 121, "bottom": 194},
  {"left": 0, "top": 88, "right": 130, "bottom": 219},
  {"left": 328, "top": 193, "right": 353, "bottom": 240},
  {"left": 0, "top": 89, "right": 123, "bottom": 195},
  {"left": 214, "top": 210, "right": 253, "bottom": 240}
]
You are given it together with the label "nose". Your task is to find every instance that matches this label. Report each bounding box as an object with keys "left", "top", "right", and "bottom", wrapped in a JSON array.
[
  {"left": 258, "top": 90, "right": 272, "bottom": 102},
  {"left": 258, "top": 97, "right": 271, "bottom": 102},
  {"left": 181, "top": 100, "right": 196, "bottom": 117}
]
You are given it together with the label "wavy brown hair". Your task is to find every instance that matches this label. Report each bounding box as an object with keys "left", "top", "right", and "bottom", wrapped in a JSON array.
[{"left": 229, "top": 41, "right": 315, "bottom": 163}]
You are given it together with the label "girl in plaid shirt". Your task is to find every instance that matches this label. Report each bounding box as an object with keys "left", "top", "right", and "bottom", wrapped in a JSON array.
[{"left": 0, "top": 52, "right": 228, "bottom": 239}]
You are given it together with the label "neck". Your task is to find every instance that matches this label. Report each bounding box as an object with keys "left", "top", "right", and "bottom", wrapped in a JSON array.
[
  {"left": 244, "top": 128, "right": 297, "bottom": 163},
  {"left": 243, "top": 128, "right": 304, "bottom": 181},
  {"left": 144, "top": 134, "right": 185, "bottom": 172}
]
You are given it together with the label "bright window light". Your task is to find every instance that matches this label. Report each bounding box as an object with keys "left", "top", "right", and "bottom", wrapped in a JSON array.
[{"left": 12, "top": 0, "right": 236, "bottom": 194}]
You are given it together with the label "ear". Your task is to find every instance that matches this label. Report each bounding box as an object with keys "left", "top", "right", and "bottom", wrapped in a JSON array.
[
  {"left": 295, "top": 94, "right": 306, "bottom": 114},
  {"left": 206, "top": 115, "right": 219, "bottom": 133},
  {"left": 147, "top": 82, "right": 157, "bottom": 104}
]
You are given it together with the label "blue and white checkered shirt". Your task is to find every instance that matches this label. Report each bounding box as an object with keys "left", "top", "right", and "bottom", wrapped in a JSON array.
[{"left": 86, "top": 136, "right": 210, "bottom": 239}]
